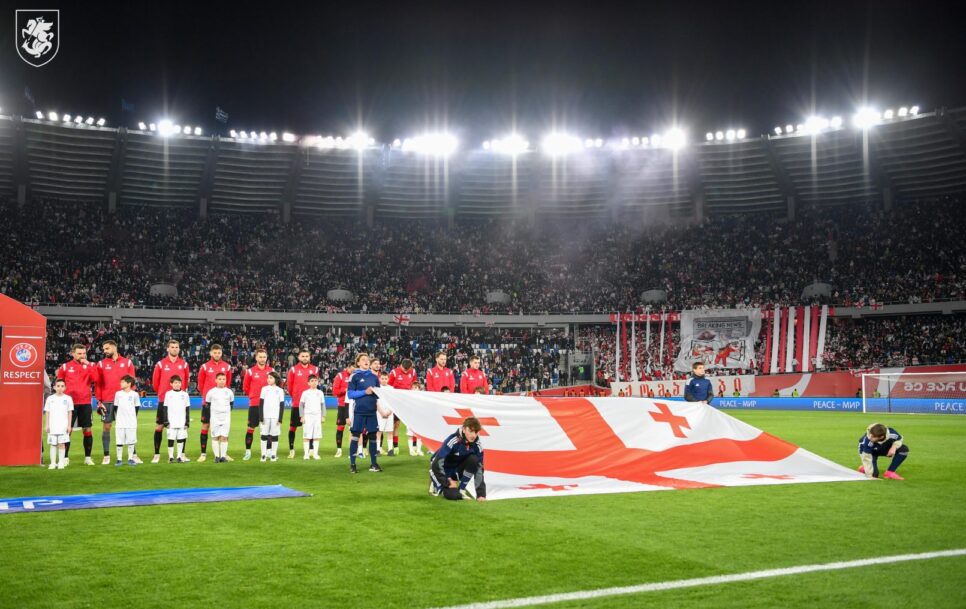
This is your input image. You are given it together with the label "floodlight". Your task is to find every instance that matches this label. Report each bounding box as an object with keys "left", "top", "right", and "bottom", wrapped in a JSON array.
[
  {"left": 158, "top": 119, "right": 175, "bottom": 137},
  {"left": 541, "top": 132, "right": 583, "bottom": 157},
  {"left": 853, "top": 107, "right": 881, "bottom": 130}
]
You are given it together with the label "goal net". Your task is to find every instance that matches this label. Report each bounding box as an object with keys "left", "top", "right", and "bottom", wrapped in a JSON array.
[{"left": 861, "top": 372, "right": 966, "bottom": 414}]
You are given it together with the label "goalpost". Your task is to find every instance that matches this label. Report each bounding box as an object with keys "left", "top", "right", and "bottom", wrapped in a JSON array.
[{"left": 861, "top": 372, "right": 966, "bottom": 414}]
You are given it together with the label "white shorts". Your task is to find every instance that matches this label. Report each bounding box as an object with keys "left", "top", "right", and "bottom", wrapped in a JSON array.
[
  {"left": 377, "top": 412, "right": 394, "bottom": 433},
  {"left": 303, "top": 415, "right": 323, "bottom": 440},
  {"left": 167, "top": 427, "right": 187, "bottom": 441},
  {"left": 47, "top": 433, "right": 69, "bottom": 446},
  {"left": 116, "top": 427, "right": 137, "bottom": 446},
  {"left": 210, "top": 421, "right": 230, "bottom": 438},
  {"left": 260, "top": 418, "right": 280, "bottom": 437}
]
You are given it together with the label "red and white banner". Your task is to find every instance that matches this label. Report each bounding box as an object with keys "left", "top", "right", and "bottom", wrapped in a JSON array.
[
  {"left": 393, "top": 314, "right": 411, "bottom": 326},
  {"left": 763, "top": 305, "right": 829, "bottom": 374},
  {"left": 374, "top": 388, "right": 866, "bottom": 500},
  {"left": 612, "top": 375, "right": 756, "bottom": 399}
]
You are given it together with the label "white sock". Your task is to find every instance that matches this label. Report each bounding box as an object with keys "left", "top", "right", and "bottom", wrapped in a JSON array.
[
  {"left": 168, "top": 443, "right": 174, "bottom": 459},
  {"left": 58, "top": 445, "right": 65, "bottom": 463},
  {"left": 176, "top": 439, "right": 184, "bottom": 459},
  {"left": 212, "top": 440, "right": 221, "bottom": 458},
  {"left": 260, "top": 438, "right": 268, "bottom": 456},
  {"left": 129, "top": 444, "right": 136, "bottom": 460},
  {"left": 272, "top": 438, "right": 279, "bottom": 457},
  {"left": 117, "top": 445, "right": 124, "bottom": 461},
  {"left": 221, "top": 440, "right": 229, "bottom": 457},
  {"left": 303, "top": 440, "right": 310, "bottom": 457},
  {"left": 49, "top": 444, "right": 57, "bottom": 465}
]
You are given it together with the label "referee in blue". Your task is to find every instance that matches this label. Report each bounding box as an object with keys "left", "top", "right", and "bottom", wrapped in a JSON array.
[{"left": 684, "top": 362, "right": 714, "bottom": 405}]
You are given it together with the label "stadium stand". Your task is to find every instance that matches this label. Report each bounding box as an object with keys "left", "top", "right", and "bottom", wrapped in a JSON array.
[
  {"left": 46, "top": 321, "right": 570, "bottom": 394},
  {"left": 1, "top": 197, "right": 962, "bottom": 313}
]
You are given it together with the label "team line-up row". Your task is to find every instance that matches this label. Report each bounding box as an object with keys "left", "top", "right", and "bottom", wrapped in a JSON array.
[{"left": 46, "top": 340, "right": 482, "bottom": 468}]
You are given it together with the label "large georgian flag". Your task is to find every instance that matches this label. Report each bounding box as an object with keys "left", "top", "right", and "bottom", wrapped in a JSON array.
[{"left": 374, "top": 388, "right": 867, "bottom": 500}]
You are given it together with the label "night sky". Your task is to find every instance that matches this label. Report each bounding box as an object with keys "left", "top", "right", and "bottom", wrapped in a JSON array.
[{"left": 1, "top": 0, "right": 964, "bottom": 144}]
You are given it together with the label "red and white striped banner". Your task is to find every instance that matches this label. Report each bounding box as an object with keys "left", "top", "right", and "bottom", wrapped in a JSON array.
[
  {"left": 766, "top": 305, "right": 829, "bottom": 374},
  {"left": 374, "top": 388, "right": 866, "bottom": 500}
]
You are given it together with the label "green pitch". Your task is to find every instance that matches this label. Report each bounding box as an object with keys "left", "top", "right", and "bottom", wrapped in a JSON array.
[{"left": 1, "top": 411, "right": 964, "bottom": 609}]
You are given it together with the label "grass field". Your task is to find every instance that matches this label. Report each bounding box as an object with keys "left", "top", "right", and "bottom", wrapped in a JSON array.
[{"left": 1, "top": 410, "right": 964, "bottom": 609}]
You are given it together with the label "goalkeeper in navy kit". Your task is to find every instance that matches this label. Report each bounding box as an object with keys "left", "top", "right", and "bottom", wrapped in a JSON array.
[{"left": 430, "top": 417, "right": 487, "bottom": 502}]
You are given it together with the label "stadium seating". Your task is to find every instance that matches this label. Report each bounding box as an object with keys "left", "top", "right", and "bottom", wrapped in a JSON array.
[
  {"left": 46, "top": 321, "right": 570, "bottom": 394},
  {"left": 2, "top": 197, "right": 962, "bottom": 313}
]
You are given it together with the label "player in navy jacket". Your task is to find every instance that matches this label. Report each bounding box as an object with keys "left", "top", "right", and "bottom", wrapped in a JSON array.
[
  {"left": 346, "top": 353, "right": 382, "bottom": 473},
  {"left": 430, "top": 417, "right": 487, "bottom": 501},
  {"left": 683, "top": 362, "right": 714, "bottom": 405},
  {"left": 858, "top": 423, "right": 909, "bottom": 480}
]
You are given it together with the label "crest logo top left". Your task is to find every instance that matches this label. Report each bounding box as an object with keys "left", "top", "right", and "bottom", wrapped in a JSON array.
[{"left": 16, "top": 9, "right": 59, "bottom": 67}]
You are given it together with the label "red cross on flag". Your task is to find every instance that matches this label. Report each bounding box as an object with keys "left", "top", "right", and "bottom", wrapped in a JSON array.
[
  {"left": 373, "top": 387, "right": 868, "bottom": 501},
  {"left": 393, "top": 314, "right": 411, "bottom": 326}
]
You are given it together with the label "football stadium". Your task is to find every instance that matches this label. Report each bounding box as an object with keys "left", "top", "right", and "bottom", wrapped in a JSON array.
[{"left": 1, "top": 3, "right": 965, "bottom": 608}]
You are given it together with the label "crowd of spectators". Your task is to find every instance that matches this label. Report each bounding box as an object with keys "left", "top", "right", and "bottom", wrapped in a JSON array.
[
  {"left": 2, "top": 197, "right": 963, "bottom": 313},
  {"left": 46, "top": 321, "right": 571, "bottom": 395},
  {"left": 822, "top": 315, "right": 966, "bottom": 370}
]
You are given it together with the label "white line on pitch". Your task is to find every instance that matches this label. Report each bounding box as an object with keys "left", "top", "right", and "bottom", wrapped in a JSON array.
[{"left": 432, "top": 548, "right": 966, "bottom": 609}]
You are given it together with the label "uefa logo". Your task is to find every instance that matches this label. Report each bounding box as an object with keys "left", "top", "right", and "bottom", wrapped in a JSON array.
[
  {"left": 15, "top": 9, "right": 59, "bottom": 67},
  {"left": 9, "top": 342, "right": 38, "bottom": 368}
]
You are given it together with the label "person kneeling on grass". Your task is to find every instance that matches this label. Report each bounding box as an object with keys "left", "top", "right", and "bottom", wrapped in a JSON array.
[
  {"left": 430, "top": 417, "right": 487, "bottom": 502},
  {"left": 858, "top": 423, "right": 909, "bottom": 480}
]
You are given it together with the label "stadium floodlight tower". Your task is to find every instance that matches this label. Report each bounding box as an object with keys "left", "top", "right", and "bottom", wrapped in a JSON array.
[
  {"left": 541, "top": 132, "right": 583, "bottom": 157},
  {"left": 488, "top": 133, "right": 529, "bottom": 155},
  {"left": 402, "top": 132, "right": 458, "bottom": 157},
  {"left": 853, "top": 107, "right": 882, "bottom": 130},
  {"left": 663, "top": 127, "right": 687, "bottom": 150},
  {"left": 157, "top": 119, "right": 176, "bottom": 137}
]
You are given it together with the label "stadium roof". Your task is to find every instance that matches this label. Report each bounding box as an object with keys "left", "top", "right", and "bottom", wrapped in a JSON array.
[{"left": 1, "top": 108, "right": 965, "bottom": 219}]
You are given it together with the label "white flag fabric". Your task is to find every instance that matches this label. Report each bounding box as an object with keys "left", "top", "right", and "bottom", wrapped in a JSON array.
[
  {"left": 674, "top": 308, "right": 763, "bottom": 372},
  {"left": 373, "top": 388, "right": 867, "bottom": 501}
]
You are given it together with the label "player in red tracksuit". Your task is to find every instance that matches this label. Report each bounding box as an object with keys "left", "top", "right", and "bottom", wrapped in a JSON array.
[
  {"left": 459, "top": 355, "right": 490, "bottom": 395},
  {"left": 195, "top": 343, "right": 232, "bottom": 462},
  {"left": 286, "top": 349, "right": 319, "bottom": 459},
  {"left": 151, "top": 339, "right": 191, "bottom": 463},
  {"left": 94, "top": 340, "right": 136, "bottom": 464},
  {"left": 388, "top": 358, "right": 418, "bottom": 455},
  {"left": 331, "top": 363, "right": 353, "bottom": 457},
  {"left": 241, "top": 349, "right": 274, "bottom": 460},
  {"left": 425, "top": 351, "right": 455, "bottom": 392},
  {"left": 56, "top": 343, "right": 96, "bottom": 464}
]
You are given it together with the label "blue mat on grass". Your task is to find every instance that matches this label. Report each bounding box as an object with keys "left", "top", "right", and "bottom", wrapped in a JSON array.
[{"left": 0, "top": 485, "right": 309, "bottom": 514}]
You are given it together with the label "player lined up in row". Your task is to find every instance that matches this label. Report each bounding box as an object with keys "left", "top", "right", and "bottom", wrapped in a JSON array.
[{"left": 49, "top": 340, "right": 485, "bottom": 467}]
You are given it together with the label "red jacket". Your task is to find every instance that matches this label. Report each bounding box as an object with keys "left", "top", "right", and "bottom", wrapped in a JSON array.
[
  {"left": 152, "top": 357, "right": 190, "bottom": 404},
  {"left": 388, "top": 366, "right": 417, "bottom": 390},
  {"left": 94, "top": 355, "right": 136, "bottom": 402},
  {"left": 56, "top": 360, "right": 95, "bottom": 405},
  {"left": 197, "top": 359, "right": 232, "bottom": 398},
  {"left": 287, "top": 363, "right": 319, "bottom": 408},
  {"left": 460, "top": 368, "right": 489, "bottom": 394},
  {"left": 332, "top": 370, "right": 351, "bottom": 406},
  {"left": 425, "top": 365, "right": 455, "bottom": 392},
  {"left": 242, "top": 364, "right": 274, "bottom": 403}
]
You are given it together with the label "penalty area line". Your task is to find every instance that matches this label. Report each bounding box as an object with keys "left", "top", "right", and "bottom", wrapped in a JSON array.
[{"left": 431, "top": 548, "right": 966, "bottom": 609}]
